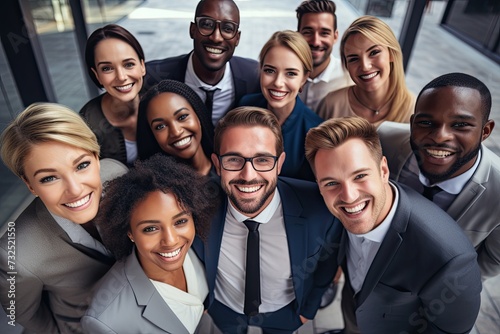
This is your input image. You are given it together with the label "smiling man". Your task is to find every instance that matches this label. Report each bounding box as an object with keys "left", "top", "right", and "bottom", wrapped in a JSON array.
[
  {"left": 305, "top": 116, "right": 482, "bottom": 334},
  {"left": 205, "top": 106, "right": 341, "bottom": 333},
  {"left": 143, "top": 0, "right": 259, "bottom": 126},
  {"left": 378, "top": 72, "right": 500, "bottom": 280},
  {"left": 296, "top": 0, "right": 352, "bottom": 112}
]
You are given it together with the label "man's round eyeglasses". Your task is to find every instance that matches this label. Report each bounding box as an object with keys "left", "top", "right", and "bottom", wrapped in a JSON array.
[
  {"left": 195, "top": 17, "right": 239, "bottom": 40},
  {"left": 219, "top": 154, "right": 278, "bottom": 172}
]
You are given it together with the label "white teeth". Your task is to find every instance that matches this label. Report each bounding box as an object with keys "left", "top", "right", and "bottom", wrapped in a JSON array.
[
  {"left": 237, "top": 185, "right": 261, "bottom": 193},
  {"left": 270, "top": 90, "right": 286, "bottom": 97},
  {"left": 344, "top": 202, "right": 366, "bottom": 214},
  {"left": 65, "top": 194, "right": 90, "bottom": 208},
  {"left": 116, "top": 83, "right": 133, "bottom": 91},
  {"left": 360, "top": 72, "right": 377, "bottom": 80},
  {"left": 173, "top": 136, "right": 191, "bottom": 147},
  {"left": 426, "top": 149, "right": 452, "bottom": 158},
  {"left": 159, "top": 248, "right": 182, "bottom": 258},
  {"left": 206, "top": 47, "right": 222, "bottom": 54}
]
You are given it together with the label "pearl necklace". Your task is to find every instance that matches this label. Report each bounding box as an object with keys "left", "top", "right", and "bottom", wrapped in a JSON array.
[{"left": 351, "top": 87, "right": 390, "bottom": 116}]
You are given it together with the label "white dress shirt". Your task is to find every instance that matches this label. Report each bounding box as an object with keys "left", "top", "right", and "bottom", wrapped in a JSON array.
[
  {"left": 347, "top": 183, "right": 398, "bottom": 293},
  {"left": 298, "top": 56, "right": 353, "bottom": 112},
  {"left": 215, "top": 190, "right": 295, "bottom": 314},
  {"left": 399, "top": 150, "right": 481, "bottom": 211},
  {"left": 185, "top": 53, "right": 235, "bottom": 126}
]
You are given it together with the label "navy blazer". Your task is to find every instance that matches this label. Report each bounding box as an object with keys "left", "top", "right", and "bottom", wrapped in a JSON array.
[
  {"left": 340, "top": 182, "right": 482, "bottom": 333},
  {"left": 143, "top": 52, "right": 260, "bottom": 110},
  {"left": 203, "top": 177, "right": 342, "bottom": 320}
]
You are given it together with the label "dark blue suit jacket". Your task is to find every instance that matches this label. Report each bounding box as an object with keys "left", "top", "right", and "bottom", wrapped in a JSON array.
[
  {"left": 340, "top": 182, "right": 482, "bottom": 333},
  {"left": 143, "top": 52, "right": 260, "bottom": 110},
  {"left": 203, "top": 177, "right": 342, "bottom": 322}
]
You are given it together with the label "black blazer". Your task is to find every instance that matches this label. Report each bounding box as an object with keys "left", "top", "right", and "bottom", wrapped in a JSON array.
[{"left": 143, "top": 52, "right": 260, "bottom": 109}]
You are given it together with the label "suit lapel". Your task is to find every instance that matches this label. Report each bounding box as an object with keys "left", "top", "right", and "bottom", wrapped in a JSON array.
[
  {"left": 355, "top": 183, "right": 409, "bottom": 306},
  {"left": 126, "top": 252, "right": 188, "bottom": 334},
  {"left": 447, "top": 146, "right": 489, "bottom": 221},
  {"left": 278, "top": 180, "right": 308, "bottom": 306},
  {"left": 206, "top": 199, "right": 228, "bottom": 303}
]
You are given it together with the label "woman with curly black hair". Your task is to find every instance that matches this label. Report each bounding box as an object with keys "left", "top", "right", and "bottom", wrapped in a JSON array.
[
  {"left": 137, "top": 79, "right": 215, "bottom": 176},
  {"left": 81, "top": 154, "right": 220, "bottom": 333}
]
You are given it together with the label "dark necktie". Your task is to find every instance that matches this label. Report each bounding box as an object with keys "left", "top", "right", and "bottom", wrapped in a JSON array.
[
  {"left": 201, "top": 88, "right": 216, "bottom": 121},
  {"left": 422, "top": 185, "right": 442, "bottom": 201},
  {"left": 243, "top": 219, "right": 261, "bottom": 316}
]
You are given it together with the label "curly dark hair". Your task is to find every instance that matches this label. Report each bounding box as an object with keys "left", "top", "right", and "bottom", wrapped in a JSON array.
[
  {"left": 96, "top": 154, "right": 221, "bottom": 260},
  {"left": 137, "top": 79, "right": 214, "bottom": 162}
]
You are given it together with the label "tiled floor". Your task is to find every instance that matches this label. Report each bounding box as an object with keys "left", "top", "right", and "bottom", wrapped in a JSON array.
[{"left": 1, "top": 1, "right": 499, "bottom": 333}]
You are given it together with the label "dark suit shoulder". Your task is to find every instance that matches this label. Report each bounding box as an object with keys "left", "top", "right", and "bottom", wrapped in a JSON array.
[
  {"left": 229, "top": 56, "right": 258, "bottom": 67},
  {"left": 143, "top": 54, "right": 190, "bottom": 91},
  {"left": 397, "top": 183, "right": 475, "bottom": 253},
  {"left": 278, "top": 177, "right": 330, "bottom": 216},
  {"left": 238, "top": 92, "right": 266, "bottom": 108}
]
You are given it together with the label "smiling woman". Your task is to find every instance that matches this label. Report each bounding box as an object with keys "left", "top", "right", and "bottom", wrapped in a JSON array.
[
  {"left": 0, "top": 103, "right": 127, "bottom": 333},
  {"left": 82, "top": 154, "right": 220, "bottom": 334},
  {"left": 137, "top": 79, "right": 215, "bottom": 176},
  {"left": 317, "top": 16, "right": 415, "bottom": 127},
  {"left": 80, "top": 24, "right": 146, "bottom": 166},
  {"left": 238, "top": 30, "right": 322, "bottom": 181}
]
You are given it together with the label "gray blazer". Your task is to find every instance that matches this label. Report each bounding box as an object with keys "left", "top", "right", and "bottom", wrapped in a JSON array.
[
  {"left": 82, "top": 250, "right": 195, "bottom": 333},
  {"left": 341, "top": 182, "right": 482, "bottom": 333},
  {"left": 0, "top": 158, "right": 127, "bottom": 333},
  {"left": 378, "top": 121, "right": 500, "bottom": 279}
]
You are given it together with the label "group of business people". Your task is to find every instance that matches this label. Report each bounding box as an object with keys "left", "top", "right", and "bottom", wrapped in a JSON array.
[{"left": 1, "top": 0, "right": 499, "bottom": 333}]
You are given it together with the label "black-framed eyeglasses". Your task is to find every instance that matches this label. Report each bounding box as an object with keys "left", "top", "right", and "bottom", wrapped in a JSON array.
[
  {"left": 219, "top": 154, "right": 278, "bottom": 172},
  {"left": 195, "top": 16, "right": 239, "bottom": 40}
]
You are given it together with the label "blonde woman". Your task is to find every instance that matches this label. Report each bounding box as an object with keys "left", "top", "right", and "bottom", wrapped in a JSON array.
[
  {"left": 0, "top": 103, "right": 126, "bottom": 333},
  {"left": 239, "top": 30, "right": 321, "bottom": 181},
  {"left": 317, "top": 16, "right": 414, "bottom": 126}
]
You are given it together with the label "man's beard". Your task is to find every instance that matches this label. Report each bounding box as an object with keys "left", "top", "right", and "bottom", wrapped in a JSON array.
[
  {"left": 410, "top": 139, "right": 480, "bottom": 183},
  {"left": 224, "top": 178, "right": 277, "bottom": 215}
]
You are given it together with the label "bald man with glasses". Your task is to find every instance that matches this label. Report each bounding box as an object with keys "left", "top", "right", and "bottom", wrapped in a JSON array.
[{"left": 143, "top": 0, "right": 260, "bottom": 127}]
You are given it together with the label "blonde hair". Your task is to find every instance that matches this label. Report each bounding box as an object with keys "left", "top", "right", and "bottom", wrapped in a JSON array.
[
  {"left": 305, "top": 116, "right": 382, "bottom": 169},
  {"left": 340, "top": 16, "right": 413, "bottom": 123},
  {"left": 1, "top": 103, "right": 100, "bottom": 179},
  {"left": 259, "top": 30, "right": 313, "bottom": 74}
]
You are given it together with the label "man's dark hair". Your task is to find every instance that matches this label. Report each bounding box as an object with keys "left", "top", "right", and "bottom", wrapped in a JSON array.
[
  {"left": 296, "top": 0, "right": 337, "bottom": 31},
  {"left": 417, "top": 72, "right": 492, "bottom": 124}
]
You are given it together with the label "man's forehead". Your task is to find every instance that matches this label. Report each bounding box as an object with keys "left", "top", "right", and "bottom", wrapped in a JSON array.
[{"left": 197, "top": 0, "right": 240, "bottom": 22}]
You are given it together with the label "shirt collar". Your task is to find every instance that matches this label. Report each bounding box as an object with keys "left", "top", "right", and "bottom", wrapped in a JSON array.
[
  {"left": 307, "top": 56, "right": 334, "bottom": 84},
  {"left": 186, "top": 52, "right": 232, "bottom": 90},
  {"left": 419, "top": 149, "right": 481, "bottom": 195},
  {"left": 227, "top": 189, "right": 281, "bottom": 224},
  {"left": 348, "top": 182, "right": 398, "bottom": 243}
]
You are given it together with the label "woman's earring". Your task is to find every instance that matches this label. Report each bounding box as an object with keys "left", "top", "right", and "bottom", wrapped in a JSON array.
[{"left": 299, "top": 87, "right": 303, "bottom": 93}]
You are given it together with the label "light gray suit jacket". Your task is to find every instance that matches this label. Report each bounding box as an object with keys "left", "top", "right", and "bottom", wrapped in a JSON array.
[
  {"left": 378, "top": 121, "right": 500, "bottom": 279},
  {"left": 82, "top": 250, "right": 194, "bottom": 334},
  {"left": 0, "top": 158, "right": 127, "bottom": 333}
]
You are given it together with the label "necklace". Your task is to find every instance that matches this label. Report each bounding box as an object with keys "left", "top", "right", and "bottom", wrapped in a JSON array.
[{"left": 351, "top": 87, "right": 389, "bottom": 115}]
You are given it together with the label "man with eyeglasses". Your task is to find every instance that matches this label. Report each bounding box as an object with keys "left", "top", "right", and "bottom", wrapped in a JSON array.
[
  {"left": 203, "top": 106, "right": 342, "bottom": 333},
  {"left": 143, "top": 0, "right": 259, "bottom": 127}
]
